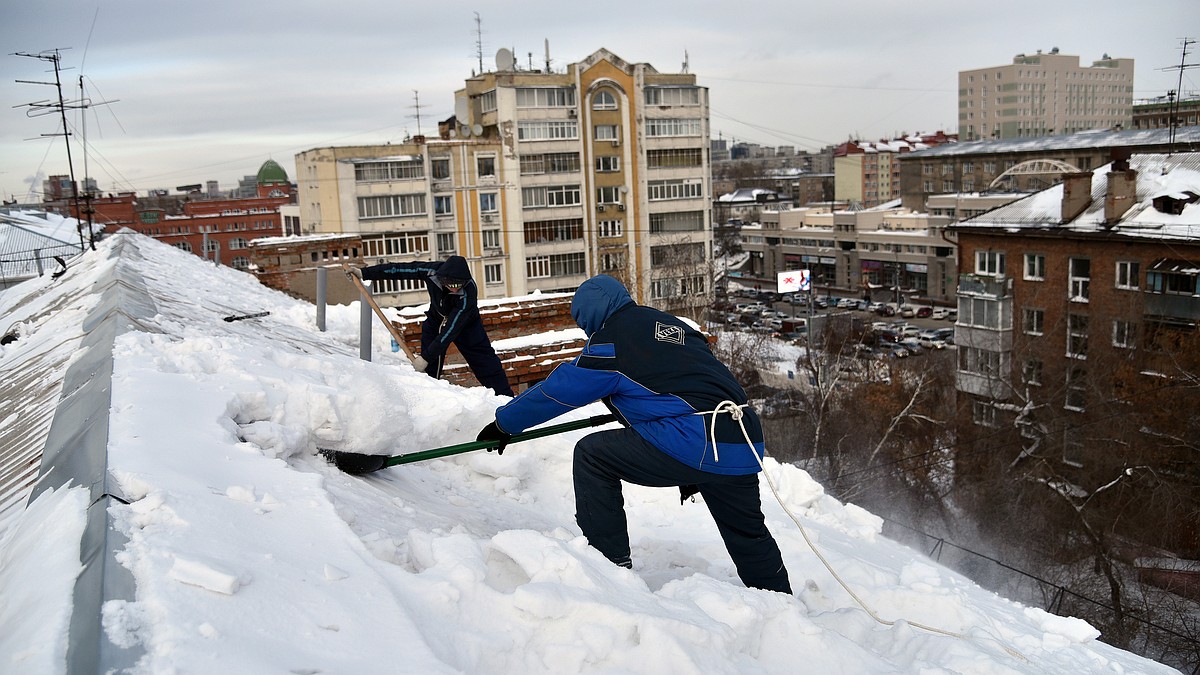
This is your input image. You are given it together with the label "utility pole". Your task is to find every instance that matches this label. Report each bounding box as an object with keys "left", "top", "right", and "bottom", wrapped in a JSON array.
[{"left": 1158, "top": 37, "right": 1197, "bottom": 153}]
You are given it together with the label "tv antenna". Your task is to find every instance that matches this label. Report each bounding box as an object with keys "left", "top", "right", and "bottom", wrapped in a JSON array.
[
  {"left": 15, "top": 48, "right": 114, "bottom": 251},
  {"left": 473, "top": 12, "right": 484, "bottom": 74},
  {"left": 410, "top": 90, "right": 426, "bottom": 137},
  {"left": 1158, "top": 37, "right": 1198, "bottom": 153}
]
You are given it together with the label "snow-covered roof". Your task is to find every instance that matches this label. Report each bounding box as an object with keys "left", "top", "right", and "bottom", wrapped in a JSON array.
[
  {"left": 908, "top": 126, "right": 1200, "bottom": 158},
  {"left": 716, "top": 187, "right": 783, "bottom": 203},
  {"left": 0, "top": 232, "right": 1178, "bottom": 673},
  {"left": 954, "top": 152, "right": 1200, "bottom": 239}
]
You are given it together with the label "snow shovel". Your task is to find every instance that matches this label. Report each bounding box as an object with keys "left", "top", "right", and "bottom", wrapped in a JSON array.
[
  {"left": 341, "top": 264, "right": 416, "bottom": 360},
  {"left": 323, "top": 414, "right": 618, "bottom": 474}
]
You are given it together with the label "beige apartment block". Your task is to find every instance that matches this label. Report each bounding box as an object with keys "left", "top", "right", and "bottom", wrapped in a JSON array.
[
  {"left": 294, "top": 48, "right": 712, "bottom": 317},
  {"left": 959, "top": 49, "right": 1134, "bottom": 141}
]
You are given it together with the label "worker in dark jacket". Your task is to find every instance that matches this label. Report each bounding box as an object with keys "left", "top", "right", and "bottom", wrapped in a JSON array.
[
  {"left": 357, "top": 255, "right": 513, "bottom": 397},
  {"left": 476, "top": 274, "right": 791, "bottom": 593}
]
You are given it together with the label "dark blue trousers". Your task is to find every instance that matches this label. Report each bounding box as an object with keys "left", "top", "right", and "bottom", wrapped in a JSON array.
[
  {"left": 573, "top": 427, "right": 792, "bottom": 594},
  {"left": 423, "top": 317, "right": 514, "bottom": 397}
]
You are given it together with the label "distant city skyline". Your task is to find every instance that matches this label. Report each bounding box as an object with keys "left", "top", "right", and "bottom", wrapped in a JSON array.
[{"left": 2, "top": 0, "right": 1193, "bottom": 202}]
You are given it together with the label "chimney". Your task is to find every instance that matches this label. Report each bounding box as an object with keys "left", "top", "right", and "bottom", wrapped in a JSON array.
[
  {"left": 1105, "top": 148, "right": 1138, "bottom": 224},
  {"left": 1061, "top": 172, "right": 1093, "bottom": 223}
]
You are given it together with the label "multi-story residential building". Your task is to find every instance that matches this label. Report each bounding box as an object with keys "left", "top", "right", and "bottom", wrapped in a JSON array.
[
  {"left": 958, "top": 48, "right": 1134, "bottom": 141},
  {"left": 834, "top": 132, "right": 956, "bottom": 209},
  {"left": 293, "top": 48, "right": 712, "bottom": 318},
  {"left": 949, "top": 150, "right": 1200, "bottom": 459},
  {"left": 899, "top": 126, "right": 1200, "bottom": 211}
]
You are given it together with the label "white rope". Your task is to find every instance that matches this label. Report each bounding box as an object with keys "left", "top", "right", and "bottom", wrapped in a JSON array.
[{"left": 703, "top": 399, "right": 1027, "bottom": 663}]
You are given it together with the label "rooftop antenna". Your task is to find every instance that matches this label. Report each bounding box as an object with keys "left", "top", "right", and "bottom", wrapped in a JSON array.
[
  {"left": 1158, "top": 37, "right": 1198, "bottom": 154},
  {"left": 544, "top": 39, "right": 551, "bottom": 73},
  {"left": 682, "top": 49, "right": 689, "bottom": 74},
  {"left": 473, "top": 12, "right": 484, "bottom": 74},
  {"left": 410, "top": 90, "right": 425, "bottom": 137},
  {"left": 14, "top": 48, "right": 111, "bottom": 251}
]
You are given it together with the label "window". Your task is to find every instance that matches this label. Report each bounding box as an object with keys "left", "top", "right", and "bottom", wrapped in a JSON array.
[
  {"left": 599, "top": 252, "right": 626, "bottom": 271},
  {"left": 526, "top": 252, "right": 586, "bottom": 279},
  {"left": 596, "top": 186, "right": 622, "bottom": 204},
  {"left": 651, "top": 242, "right": 706, "bottom": 267},
  {"left": 228, "top": 238, "right": 249, "bottom": 250},
  {"left": 1023, "top": 308, "right": 1044, "bottom": 335},
  {"left": 645, "top": 118, "right": 702, "bottom": 137},
  {"left": 1069, "top": 257, "right": 1090, "bottom": 302},
  {"left": 647, "top": 148, "right": 702, "bottom": 169},
  {"left": 355, "top": 159, "right": 424, "bottom": 182},
  {"left": 1024, "top": 253, "right": 1045, "bottom": 280},
  {"left": 650, "top": 211, "right": 704, "bottom": 233},
  {"left": 434, "top": 195, "right": 453, "bottom": 216},
  {"left": 975, "top": 250, "right": 1005, "bottom": 276},
  {"left": 594, "top": 124, "right": 619, "bottom": 141},
  {"left": 174, "top": 242, "right": 192, "bottom": 253},
  {"left": 520, "top": 152, "right": 580, "bottom": 175},
  {"left": 431, "top": 158, "right": 450, "bottom": 180},
  {"left": 958, "top": 296, "right": 1006, "bottom": 329},
  {"left": 479, "top": 193, "right": 498, "bottom": 213},
  {"left": 479, "top": 89, "right": 497, "bottom": 113},
  {"left": 1112, "top": 320, "right": 1136, "bottom": 348},
  {"left": 521, "top": 184, "right": 582, "bottom": 209},
  {"left": 596, "top": 156, "right": 620, "bottom": 172},
  {"left": 972, "top": 400, "right": 997, "bottom": 427},
  {"left": 515, "top": 87, "right": 575, "bottom": 108},
  {"left": 524, "top": 218, "right": 583, "bottom": 244},
  {"left": 370, "top": 277, "right": 424, "bottom": 295},
  {"left": 957, "top": 346, "right": 1002, "bottom": 377},
  {"left": 648, "top": 178, "right": 703, "bottom": 201},
  {"left": 436, "top": 232, "right": 456, "bottom": 256},
  {"left": 358, "top": 194, "right": 426, "bottom": 219},
  {"left": 1065, "top": 366, "right": 1087, "bottom": 411},
  {"left": 597, "top": 220, "right": 623, "bottom": 238},
  {"left": 1067, "top": 313, "right": 1088, "bottom": 359},
  {"left": 482, "top": 229, "right": 501, "bottom": 250},
  {"left": 1022, "top": 359, "right": 1043, "bottom": 386},
  {"left": 1147, "top": 270, "right": 1197, "bottom": 295},
  {"left": 643, "top": 87, "right": 700, "bottom": 106},
  {"left": 476, "top": 155, "right": 496, "bottom": 179},
  {"left": 484, "top": 263, "right": 503, "bottom": 285},
  {"left": 231, "top": 256, "right": 250, "bottom": 270},
  {"left": 363, "top": 233, "right": 429, "bottom": 258},
  {"left": 517, "top": 121, "right": 579, "bottom": 141},
  {"left": 592, "top": 90, "right": 617, "bottom": 110}
]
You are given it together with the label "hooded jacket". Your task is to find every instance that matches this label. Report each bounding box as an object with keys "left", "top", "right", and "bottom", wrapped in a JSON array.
[
  {"left": 360, "top": 256, "right": 478, "bottom": 359},
  {"left": 495, "top": 274, "right": 765, "bottom": 475}
]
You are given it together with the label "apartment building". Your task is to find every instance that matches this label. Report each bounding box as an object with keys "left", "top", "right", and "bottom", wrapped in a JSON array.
[
  {"left": 958, "top": 48, "right": 1134, "bottom": 141},
  {"left": 293, "top": 48, "right": 712, "bottom": 316},
  {"left": 833, "top": 132, "right": 956, "bottom": 209},
  {"left": 949, "top": 151, "right": 1200, "bottom": 447}
]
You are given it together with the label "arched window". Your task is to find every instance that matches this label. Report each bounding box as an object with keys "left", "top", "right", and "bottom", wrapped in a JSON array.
[
  {"left": 231, "top": 257, "right": 250, "bottom": 270},
  {"left": 593, "top": 90, "right": 617, "bottom": 111}
]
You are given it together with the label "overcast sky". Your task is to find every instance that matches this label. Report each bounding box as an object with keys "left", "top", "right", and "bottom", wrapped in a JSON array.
[{"left": 1, "top": 0, "right": 1194, "bottom": 202}]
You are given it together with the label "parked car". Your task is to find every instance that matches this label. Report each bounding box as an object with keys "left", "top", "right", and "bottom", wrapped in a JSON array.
[
  {"left": 930, "top": 308, "right": 950, "bottom": 320},
  {"left": 915, "top": 335, "right": 947, "bottom": 349},
  {"left": 899, "top": 306, "right": 916, "bottom": 318},
  {"left": 873, "top": 304, "right": 895, "bottom": 316},
  {"left": 915, "top": 306, "right": 933, "bottom": 318},
  {"left": 933, "top": 327, "right": 956, "bottom": 344},
  {"left": 898, "top": 337, "right": 925, "bottom": 355}
]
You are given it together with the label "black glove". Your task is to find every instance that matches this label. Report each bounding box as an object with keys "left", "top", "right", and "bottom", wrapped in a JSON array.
[{"left": 476, "top": 421, "right": 511, "bottom": 455}]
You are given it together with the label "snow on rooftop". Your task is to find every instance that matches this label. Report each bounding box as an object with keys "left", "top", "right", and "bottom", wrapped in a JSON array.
[{"left": 0, "top": 231, "right": 1179, "bottom": 673}]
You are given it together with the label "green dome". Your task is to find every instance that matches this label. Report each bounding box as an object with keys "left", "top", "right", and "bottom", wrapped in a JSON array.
[{"left": 256, "top": 159, "right": 288, "bottom": 185}]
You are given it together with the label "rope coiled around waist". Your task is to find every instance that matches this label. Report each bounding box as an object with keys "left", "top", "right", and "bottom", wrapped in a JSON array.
[{"left": 694, "top": 400, "right": 755, "bottom": 463}]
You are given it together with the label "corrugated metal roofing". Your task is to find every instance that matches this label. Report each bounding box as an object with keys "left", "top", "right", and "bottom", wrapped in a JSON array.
[{"left": 908, "top": 126, "right": 1200, "bottom": 158}]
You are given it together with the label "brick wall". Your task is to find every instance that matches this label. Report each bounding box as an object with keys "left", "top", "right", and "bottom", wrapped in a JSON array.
[{"left": 394, "top": 295, "right": 584, "bottom": 392}]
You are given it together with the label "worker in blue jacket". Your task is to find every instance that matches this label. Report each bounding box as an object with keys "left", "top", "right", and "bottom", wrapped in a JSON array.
[
  {"left": 476, "top": 274, "right": 791, "bottom": 593},
  {"left": 357, "top": 255, "right": 513, "bottom": 397}
]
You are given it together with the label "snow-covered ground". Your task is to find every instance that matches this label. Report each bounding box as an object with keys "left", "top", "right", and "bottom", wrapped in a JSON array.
[{"left": 0, "top": 232, "right": 1180, "bottom": 673}]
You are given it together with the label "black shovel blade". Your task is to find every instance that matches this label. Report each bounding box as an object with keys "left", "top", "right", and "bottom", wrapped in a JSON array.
[{"left": 319, "top": 449, "right": 388, "bottom": 475}]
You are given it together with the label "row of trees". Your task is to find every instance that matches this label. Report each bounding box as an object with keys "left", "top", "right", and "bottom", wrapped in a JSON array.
[{"left": 714, "top": 316, "right": 1199, "bottom": 671}]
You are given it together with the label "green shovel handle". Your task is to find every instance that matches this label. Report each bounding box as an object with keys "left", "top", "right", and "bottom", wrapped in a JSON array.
[{"left": 382, "top": 413, "right": 618, "bottom": 468}]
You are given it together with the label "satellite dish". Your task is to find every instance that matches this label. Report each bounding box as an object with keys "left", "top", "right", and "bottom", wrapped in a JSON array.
[
  {"left": 496, "top": 48, "right": 515, "bottom": 72},
  {"left": 472, "top": 123, "right": 484, "bottom": 137},
  {"left": 454, "top": 97, "right": 468, "bottom": 121},
  {"left": 460, "top": 125, "right": 472, "bottom": 137},
  {"left": 448, "top": 128, "right": 457, "bottom": 138}
]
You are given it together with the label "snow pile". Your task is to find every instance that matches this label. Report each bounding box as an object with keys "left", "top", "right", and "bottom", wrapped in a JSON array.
[{"left": 0, "top": 233, "right": 1179, "bottom": 674}]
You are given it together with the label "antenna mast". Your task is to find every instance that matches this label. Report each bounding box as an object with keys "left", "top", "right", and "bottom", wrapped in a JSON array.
[
  {"left": 474, "top": 12, "right": 484, "bottom": 75},
  {"left": 410, "top": 90, "right": 426, "bottom": 138},
  {"left": 1160, "top": 37, "right": 1198, "bottom": 152}
]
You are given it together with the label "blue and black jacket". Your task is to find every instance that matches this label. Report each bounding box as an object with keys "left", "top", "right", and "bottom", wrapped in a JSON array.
[
  {"left": 495, "top": 275, "right": 765, "bottom": 475},
  {"left": 361, "top": 255, "right": 476, "bottom": 360}
]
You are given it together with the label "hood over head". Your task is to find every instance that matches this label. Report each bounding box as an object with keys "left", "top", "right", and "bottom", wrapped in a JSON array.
[
  {"left": 437, "top": 255, "right": 471, "bottom": 281},
  {"left": 571, "top": 275, "right": 634, "bottom": 336}
]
